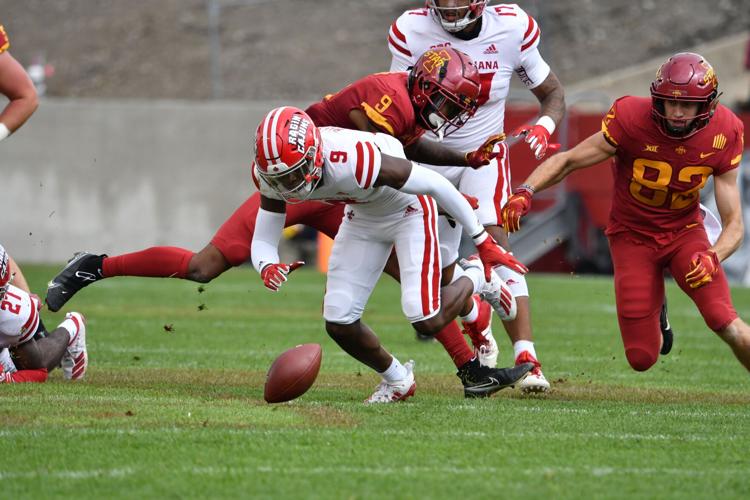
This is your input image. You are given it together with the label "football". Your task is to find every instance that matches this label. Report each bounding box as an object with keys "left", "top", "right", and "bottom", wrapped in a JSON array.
[{"left": 263, "top": 343, "right": 322, "bottom": 403}]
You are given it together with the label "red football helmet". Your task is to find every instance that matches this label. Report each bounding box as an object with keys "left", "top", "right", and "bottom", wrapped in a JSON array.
[
  {"left": 408, "top": 47, "right": 480, "bottom": 140},
  {"left": 426, "top": 0, "right": 488, "bottom": 33},
  {"left": 254, "top": 106, "right": 324, "bottom": 202},
  {"left": 650, "top": 52, "right": 720, "bottom": 138},
  {"left": 0, "top": 244, "right": 11, "bottom": 301}
]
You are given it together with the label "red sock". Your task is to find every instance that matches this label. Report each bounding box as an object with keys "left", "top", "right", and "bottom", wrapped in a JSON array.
[
  {"left": 102, "top": 247, "right": 193, "bottom": 279},
  {"left": 4, "top": 368, "right": 48, "bottom": 383},
  {"left": 434, "top": 320, "right": 474, "bottom": 368}
]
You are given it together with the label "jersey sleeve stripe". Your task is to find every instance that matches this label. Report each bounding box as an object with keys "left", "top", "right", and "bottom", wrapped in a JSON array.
[
  {"left": 730, "top": 153, "right": 742, "bottom": 166},
  {"left": 363, "top": 142, "right": 377, "bottom": 189},
  {"left": 390, "top": 22, "right": 407, "bottom": 43},
  {"left": 355, "top": 141, "right": 365, "bottom": 185},
  {"left": 521, "top": 27, "right": 541, "bottom": 52},
  {"left": 18, "top": 302, "right": 39, "bottom": 344},
  {"left": 523, "top": 15, "right": 536, "bottom": 39},
  {"left": 388, "top": 34, "right": 412, "bottom": 58}
]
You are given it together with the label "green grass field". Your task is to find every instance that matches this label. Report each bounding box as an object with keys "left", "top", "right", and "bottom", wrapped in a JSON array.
[{"left": 4, "top": 265, "right": 750, "bottom": 499}]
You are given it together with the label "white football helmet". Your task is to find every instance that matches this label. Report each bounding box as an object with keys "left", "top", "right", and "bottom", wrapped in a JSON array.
[{"left": 426, "top": 0, "right": 489, "bottom": 33}]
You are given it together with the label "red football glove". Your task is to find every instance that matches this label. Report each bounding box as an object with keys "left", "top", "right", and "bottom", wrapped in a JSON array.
[
  {"left": 512, "top": 124, "right": 560, "bottom": 160},
  {"left": 473, "top": 231, "right": 529, "bottom": 280},
  {"left": 465, "top": 133, "right": 506, "bottom": 169},
  {"left": 685, "top": 250, "right": 720, "bottom": 289},
  {"left": 501, "top": 186, "right": 534, "bottom": 233},
  {"left": 260, "top": 261, "right": 305, "bottom": 292}
]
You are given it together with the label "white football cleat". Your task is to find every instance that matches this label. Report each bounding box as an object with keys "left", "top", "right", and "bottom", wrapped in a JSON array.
[
  {"left": 61, "top": 312, "right": 88, "bottom": 380},
  {"left": 365, "top": 360, "right": 416, "bottom": 404},
  {"left": 515, "top": 351, "right": 550, "bottom": 393},
  {"left": 459, "top": 257, "right": 517, "bottom": 321}
]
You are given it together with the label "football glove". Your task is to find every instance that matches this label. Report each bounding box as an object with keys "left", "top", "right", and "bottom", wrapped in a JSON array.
[
  {"left": 260, "top": 261, "right": 305, "bottom": 292},
  {"left": 473, "top": 231, "right": 529, "bottom": 280},
  {"left": 512, "top": 124, "right": 560, "bottom": 160},
  {"left": 501, "top": 186, "right": 534, "bottom": 233},
  {"left": 685, "top": 250, "right": 720, "bottom": 289},
  {"left": 465, "top": 133, "right": 506, "bottom": 169}
]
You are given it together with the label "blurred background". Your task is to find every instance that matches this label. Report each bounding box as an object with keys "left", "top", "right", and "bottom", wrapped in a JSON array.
[{"left": 1, "top": 0, "right": 749, "bottom": 282}]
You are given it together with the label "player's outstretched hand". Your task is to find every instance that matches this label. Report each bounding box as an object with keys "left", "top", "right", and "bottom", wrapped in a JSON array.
[
  {"left": 685, "top": 251, "right": 720, "bottom": 289},
  {"left": 512, "top": 124, "right": 560, "bottom": 160},
  {"left": 465, "top": 133, "right": 506, "bottom": 169},
  {"left": 260, "top": 261, "right": 305, "bottom": 292},
  {"left": 501, "top": 186, "right": 534, "bottom": 233},
  {"left": 473, "top": 231, "right": 528, "bottom": 280}
]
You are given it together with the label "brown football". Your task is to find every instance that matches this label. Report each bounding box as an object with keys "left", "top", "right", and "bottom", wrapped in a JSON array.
[{"left": 263, "top": 343, "right": 322, "bottom": 403}]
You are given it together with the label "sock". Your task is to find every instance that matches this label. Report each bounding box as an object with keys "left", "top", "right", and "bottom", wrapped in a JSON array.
[
  {"left": 4, "top": 368, "right": 48, "bottom": 383},
  {"left": 460, "top": 296, "right": 480, "bottom": 323},
  {"left": 434, "top": 321, "right": 474, "bottom": 368},
  {"left": 102, "top": 247, "right": 194, "bottom": 279},
  {"left": 379, "top": 357, "right": 407, "bottom": 383},
  {"left": 58, "top": 315, "right": 82, "bottom": 346},
  {"left": 513, "top": 340, "right": 536, "bottom": 361},
  {"left": 454, "top": 265, "right": 483, "bottom": 294}
]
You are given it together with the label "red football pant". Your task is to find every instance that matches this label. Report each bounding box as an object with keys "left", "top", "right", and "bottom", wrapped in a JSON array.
[
  {"left": 103, "top": 193, "right": 345, "bottom": 278},
  {"left": 608, "top": 226, "right": 737, "bottom": 372},
  {"left": 211, "top": 192, "right": 345, "bottom": 266}
]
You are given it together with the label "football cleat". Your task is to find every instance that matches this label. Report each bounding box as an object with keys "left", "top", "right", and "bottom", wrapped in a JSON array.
[
  {"left": 61, "top": 312, "right": 88, "bottom": 380},
  {"left": 458, "top": 257, "right": 517, "bottom": 321},
  {"left": 457, "top": 358, "right": 533, "bottom": 398},
  {"left": 659, "top": 299, "right": 674, "bottom": 355},
  {"left": 461, "top": 297, "right": 498, "bottom": 367},
  {"left": 45, "top": 252, "right": 106, "bottom": 312},
  {"left": 365, "top": 360, "right": 416, "bottom": 404},
  {"left": 515, "top": 351, "right": 550, "bottom": 393}
]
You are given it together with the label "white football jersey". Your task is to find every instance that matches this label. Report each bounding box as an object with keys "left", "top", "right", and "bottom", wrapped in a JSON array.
[
  {"left": 388, "top": 4, "right": 550, "bottom": 150},
  {"left": 256, "top": 128, "right": 417, "bottom": 217},
  {"left": 0, "top": 285, "right": 41, "bottom": 349}
]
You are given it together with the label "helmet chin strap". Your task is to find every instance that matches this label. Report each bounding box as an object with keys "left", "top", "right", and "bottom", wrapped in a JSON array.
[{"left": 428, "top": 112, "right": 446, "bottom": 141}]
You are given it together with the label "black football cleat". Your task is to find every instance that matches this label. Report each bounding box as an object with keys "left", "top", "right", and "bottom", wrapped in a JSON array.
[
  {"left": 45, "top": 252, "right": 105, "bottom": 312},
  {"left": 457, "top": 358, "right": 533, "bottom": 398},
  {"left": 659, "top": 299, "right": 674, "bottom": 355}
]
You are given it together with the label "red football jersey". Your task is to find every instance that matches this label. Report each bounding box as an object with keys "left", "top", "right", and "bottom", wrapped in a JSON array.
[
  {"left": 601, "top": 96, "right": 744, "bottom": 237},
  {"left": 305, "top": 72, "right": 425, "bottom": 146},
  {"left": 0, "top": 25, "right": 9, "bottom": 54}
]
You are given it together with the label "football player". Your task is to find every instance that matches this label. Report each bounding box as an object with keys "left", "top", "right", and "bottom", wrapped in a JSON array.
[
  {"left": 45, "top": 48, "right": 517, "bottom": 395},
  {"left": 0, "top": 244, "right": 88, "bottom": 383},
  {"left": 0, "top": 24, "right": 37, "bottom": 144},
  {"left": 501, "top": 53, "right": 750, "bottom": 373},
  {"left": 0, "top": 24, "right": 39, "bottom": 293},
  {"left": 251, "top": 106, "right": 533, "bottom": 402},
  {"left": 387, "top": 0, "right": 566, "bottom": 392}
]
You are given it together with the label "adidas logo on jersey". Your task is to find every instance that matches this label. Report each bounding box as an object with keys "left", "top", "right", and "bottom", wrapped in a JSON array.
[
  {"left": 403, "top": 205, "right": 419, "bottom": 217},
  {"left": 483, "top": 44, "right": 498, "bottom": 54}
]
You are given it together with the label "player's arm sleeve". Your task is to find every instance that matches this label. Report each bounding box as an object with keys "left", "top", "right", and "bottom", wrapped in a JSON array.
[
  {"left": 388, "top": 20, "right": 414, "bottom": 72},
  {"left": 250, "top": 207, "right": 286, "bottom": 273},
  {"left": 400, "top": 164, "right": 485, "bottom": 237},
  {"left": 515, "top": 10, "right": 550, "bottom": 89}
]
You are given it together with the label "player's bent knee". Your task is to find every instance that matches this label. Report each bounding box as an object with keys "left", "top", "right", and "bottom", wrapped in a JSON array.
[
  {"left": 411, "top": 317, "right": 441, "bottom": 336},
  {"left": 625, "top": 347, "right": 658, "bottom": 372},
  {"left": 323, "top": 291, "right": 359, "bottom": 325}
]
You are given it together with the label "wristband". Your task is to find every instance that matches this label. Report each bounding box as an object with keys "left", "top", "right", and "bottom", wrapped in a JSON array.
[
  {"left": 0, "top": 123, "right": 10, "bottom": 142},
  {"left": 535, "top": 115, "right": 556, "bottom": 135},
  {"left": 517, "top": 184, "right": 536, "bottom": 194}
]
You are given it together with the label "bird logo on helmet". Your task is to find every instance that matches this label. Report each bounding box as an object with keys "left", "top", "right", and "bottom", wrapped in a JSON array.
[
  {"left": 0, "top": 244, "right": 12, "bottom": 302},
  {"left": 650, "top": 52, "right": 721, "bottom": 138},
  {"left": 408, "top": 47, "right": 481, "bottom": 141},
  {"left": 254, "top": 106, "right": 324, "bottom": 203},
  {"left": 425, "top": 0, "right": 489, "bottom": 33}
]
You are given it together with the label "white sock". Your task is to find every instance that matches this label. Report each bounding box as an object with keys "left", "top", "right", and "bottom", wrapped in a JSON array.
[
  {"left": 379, "top": 357, "right": 407, "bottom": 383},
  {"left": 58, "top": 317, "right": 80, "bottom": 345},
  {"left": 513, "top": 340, "right": 536, "bottom": 360},
  {"left": 457, "top": 265, "right": 484, "bottom": 294},
  {"left": 461, "top": 296, "right": 479, "bottom": 323}
]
